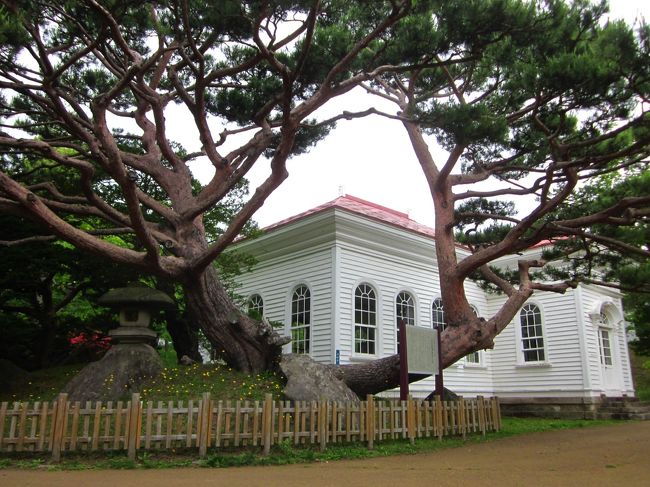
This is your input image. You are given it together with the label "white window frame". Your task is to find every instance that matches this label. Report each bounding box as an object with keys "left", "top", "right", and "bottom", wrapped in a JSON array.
[
  {"left": 354, "top": 283, "right": 378, "bottom": 356},
  {"left": 290, "top": 284, "right": 311, "bottom": 355},
  {"left": 598, "top": 327, "right": 613, "bottom": 366},
  {"left": 464, "top": 305, "right": 484, "bottom": 367},
  {"left": 516, "top": 302, "right": 548, "bottom": 365},
  {"left": 432, "top": 297, "right": 463, "bottom": 367},
  {"left": 395, "top": 290, "right": 416, "bottom": 352},
  {"left": 247, "top": 293, "right": 264, "bottom": 319},
  {"left": 431, "top": 297, "right": 446, "bottom": 331},
  {"left": 598, "top": 311, "right": 614, "bottom": 367}
]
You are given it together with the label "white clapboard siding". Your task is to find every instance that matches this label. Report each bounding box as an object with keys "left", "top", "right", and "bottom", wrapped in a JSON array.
[
  {"left": 336, "top": 239, "right": 494, "bottom": 397},
  {"left": 576, "top": 285, "right": 634, "bottom": 396},
  {"left": 235, "top": 243, "right": 334, "bottom": 364},
  {"left": 488, "top": 289, "right": 596, "bottom": 397},
  {"left": 231, "top": 198, "right": 635, "bottom": 400}
]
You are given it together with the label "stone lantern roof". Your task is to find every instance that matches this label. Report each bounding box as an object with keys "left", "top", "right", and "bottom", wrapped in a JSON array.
[
  {"left": 99, "top": 283, "right": 174, "bottom": 345},
  {"left": 97, "top": 282, "right": 175, "bottom": 310}
]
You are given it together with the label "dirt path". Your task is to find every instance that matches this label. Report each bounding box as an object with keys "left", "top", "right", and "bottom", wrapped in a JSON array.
[{"left": 2, "top": 421, "right": 649, "bottom": 487}]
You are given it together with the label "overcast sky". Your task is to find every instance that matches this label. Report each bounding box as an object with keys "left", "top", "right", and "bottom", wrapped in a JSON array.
[{"left": 189, "top": 1, "right": 649, "bottom": 229}]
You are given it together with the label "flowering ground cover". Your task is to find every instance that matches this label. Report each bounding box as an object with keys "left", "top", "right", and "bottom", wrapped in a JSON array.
[{"left": 0, "top": 361, "right": 284, "bottom": 403}]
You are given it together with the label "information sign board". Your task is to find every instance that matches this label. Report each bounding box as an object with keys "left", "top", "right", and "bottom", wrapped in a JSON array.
[{"left": 405, "top": 326, "right": 439, "bottom": 375}]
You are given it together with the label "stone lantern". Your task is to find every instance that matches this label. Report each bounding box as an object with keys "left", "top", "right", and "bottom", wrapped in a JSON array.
[
  {"left": 62, "top": 283, "right": 175, "bottom": 402},
  {"left": 98, "top": 282, "right": 175, "bottom": 345}
]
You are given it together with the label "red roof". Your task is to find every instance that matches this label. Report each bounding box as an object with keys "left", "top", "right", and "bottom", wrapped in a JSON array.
[{"left": 263, "top": 194, "right": 436, "bottom": 239}]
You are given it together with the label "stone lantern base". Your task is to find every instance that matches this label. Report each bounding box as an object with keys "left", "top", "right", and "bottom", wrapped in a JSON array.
[{"left": 62, "top": 343, "right": 163, "bottom": 402}]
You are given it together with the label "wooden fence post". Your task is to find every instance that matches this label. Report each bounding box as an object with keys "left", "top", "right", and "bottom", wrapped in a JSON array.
[
  {"left": 477, "top": 396, "right": 486, "bottom": 435},
  {"left": 0, "top": 401, "right": 7, "bottom": 452},
  {"left": 198, "top": 392, "right": 211, "bottom": 458},
  {"left": 366, "top": 395, "right": 374, "bottom": 450},
  {"left": 407, "top": 396, "right": 416, "bottom": 445},
  {"left": 293, "top": 401, "right": 301, "bottom": 445},
  {"left": 127, "top": 393, "right": 140, "bottom": 461},
  {"left": 459, "top": 397, "right": 466, "bottom": 439},
  {"left": 262, "top": 394, "right": 273, "bottom": 456},
  {"left": 51, "top": 393, "right": 68, "bottom": 462},
  {"left": 319, "top": 397, "right": 327, "bottom": 452},
  {"left": 495, "top": 397, "right": 501, "bottom": 431},
  {"left": 434, "top": 395, "right": 443, "bottom": 440}
]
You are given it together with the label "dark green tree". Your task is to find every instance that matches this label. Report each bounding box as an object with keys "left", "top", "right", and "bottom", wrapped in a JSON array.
[
  {"left": 0, "top": 0, "right": 431, "bottom": 376},
  {"left": 538, "top": 169, "right": 650, "bottom": 355},
  {"left": 0, "top": 197, "right": 258, "bottom": 369},
  {"left": 338, "top": 0, "right": 650, "bottom": 388},
  {"left": 0, "top": 159, "right": 135, "bottom": 369},
  {"left": 1, "top": 0, "right": 648, "bottom": 398},
  {"left": 0, "top": 214, "right": 120, "bottom": 369}
]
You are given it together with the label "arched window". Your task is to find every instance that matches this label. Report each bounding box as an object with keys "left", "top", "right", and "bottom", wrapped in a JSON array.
[
  {"left": 598, "top": 311, "right": 613, "bottom": 366},
  {"left": 291, "top": 285, "right": 311, "bottom": 354},
  {"left": 466, "top": 306, "right": 481, "bottom": 364},
  {"left": 432, "top": 298, "right": 446, "bottom": 331},
  {"left": 519, "top": 303, "right": 545, "bottom": 362},
  {"left": 355, "top": 284, "right": 377, "bottom": 355},
  {"left": 247, "top": 294, "right": 264, "bottom": 320},
  {"left": 396, "top": 291, "right": 415, "bottom": 350}
]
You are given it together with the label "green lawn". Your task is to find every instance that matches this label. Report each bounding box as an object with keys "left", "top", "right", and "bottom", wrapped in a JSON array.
[
  {"left": 4, "top": 348, "right": 650, "bottom": 404},
  {"left": 0, "top": 357, "right": 284, "bottom": 403},
  {"left": 0, "top": 364, "right": 83, "bottom": 403}
]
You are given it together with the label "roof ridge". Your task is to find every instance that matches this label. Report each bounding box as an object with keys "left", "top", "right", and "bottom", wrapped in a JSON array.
[
  {"left": 260, "top": 194, "right": 435, "bottom": 239},
  {"left": 339, "top": 195, "right": 410, "bottom": 219}
]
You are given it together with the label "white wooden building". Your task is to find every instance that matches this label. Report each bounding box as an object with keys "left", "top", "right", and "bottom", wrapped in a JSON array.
[{"left": 232, "top": 195, "right": 635, "bottom": 411}]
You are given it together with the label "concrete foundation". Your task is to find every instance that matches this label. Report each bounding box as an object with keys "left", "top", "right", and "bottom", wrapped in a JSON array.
[{"left": 499, "top": 396, "right": 650, "bottom": 420}]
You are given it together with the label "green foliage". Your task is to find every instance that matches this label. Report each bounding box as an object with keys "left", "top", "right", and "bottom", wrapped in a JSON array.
[
  {"left": 0, "top": 4, "right": 28, "bottom": 48},
  {"left": 629, "top": 293, "right": 650, "bottom": 356},
  {"left": 0, "top": 213, "right": 125, "bottom": 368},
  {"left": 630, "top": 351, "right": 650, "bottom": 402},
  {"left": 388, "top": 0, "right": 650, "bottom": 184},
  {"left": 534, "top": 168, "right": 650, "bottom": 350},
  {"left": 418, "top": 102, "right": 509, "bottom": 148},
  {"left": 455, "top": 198, "right": 517, "bottom": 245},
  {"left": 0, "top": 148, "right": 259, "bottom": 368}
]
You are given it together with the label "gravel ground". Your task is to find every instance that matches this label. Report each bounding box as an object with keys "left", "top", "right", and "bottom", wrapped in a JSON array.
[{"left": 1, "top": 421, "right": 649, "bottom": 487}]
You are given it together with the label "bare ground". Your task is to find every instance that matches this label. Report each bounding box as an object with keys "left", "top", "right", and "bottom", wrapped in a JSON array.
[{"left": 1, "top": 421, "right": 649, "bottom": 487}]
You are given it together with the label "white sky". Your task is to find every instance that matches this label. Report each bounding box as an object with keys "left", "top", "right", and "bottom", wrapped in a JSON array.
[{"left": 188, "top": 1, "right": 648, "bottom": 229}]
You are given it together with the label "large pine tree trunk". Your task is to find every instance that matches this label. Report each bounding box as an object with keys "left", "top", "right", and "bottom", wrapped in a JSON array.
[
  {"left": 331, "top": 320, "right": 494, "bottom": 397},
  {"left": 330, "top": 355, "right": 401, "bottom": 396},
  {"left": 165, "top": 312, "right": 202, "bottom": 363},
  {"left": 183, "top": 265, "right": 287, "bottom": 373}
]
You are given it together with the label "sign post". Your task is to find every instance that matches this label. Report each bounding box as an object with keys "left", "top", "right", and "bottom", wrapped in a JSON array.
[
  {"left": 434, "top": 323, "right": 444, "bottom": 398},
  {"left": 398, "top": 321, "right": 439, "bottom": 401},
  {"left": 398, "top": 319, "right": 409, "bottom": 400}
]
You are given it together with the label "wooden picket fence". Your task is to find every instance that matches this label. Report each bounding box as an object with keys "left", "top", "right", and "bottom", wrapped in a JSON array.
[{"left": 0, "top": 393, "right": 500, "bottom": 461}]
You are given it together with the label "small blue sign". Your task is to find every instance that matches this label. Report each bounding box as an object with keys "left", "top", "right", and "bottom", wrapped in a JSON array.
[{"left": 335, "top": 349, "right": 340, "bottom": 365}]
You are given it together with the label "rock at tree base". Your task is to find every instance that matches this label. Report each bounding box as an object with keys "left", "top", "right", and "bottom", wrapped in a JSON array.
[
  {"left": 425, "top": 387, "right": 460, "bottom": 402},
  {"left": 62, "top": 344, "right": 162, "bottom": 402},
  {"left": 280, "top": 354, "right": 359, "bottom": 403}
]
